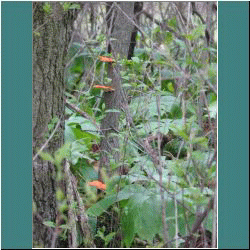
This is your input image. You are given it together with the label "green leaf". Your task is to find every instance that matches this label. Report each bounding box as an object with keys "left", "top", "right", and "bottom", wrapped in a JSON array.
[
  {"left": 104, "top": 232, "right": 117, "bottom": 247},
  {"left": 117, "top": 184, "right": 148, "bottom": 201},
  {"left": 136, "top": 121, "right": 170, "bottom": 136},
  {"left": 54, "top": 143, "right": 70, "bottom": 166},
  {"left": 122, "top": 207, "right": 135, "bottom": 247},
  {"left": 88, "top": 216, "right": 97, "bottom": 235},
  {"left": 59, "top": 201, "right": 68, "bottom": 213},
  {"left": 165, "top": 32, "right": 173, "bottom": 44},
  {"left": 59, "top": 224, "right": 70, "bottom": 230},
  {"left": 56, "top": 188, "right": 65, "bottom": 201},
  {"left": 168, "top": 17, "right": 177, "bottom": 29},
  {"left": 182, "top": 187, "right": 209, "bottom": 205},
  {"left": 168, "top": 162, "right": 185, "bottom": 177},
  {"left": 33, "top": 31, "right": 40, "bottom": 37},
  {"left": 43, "top": 2, "right": 52, "bottom": 14},
  {"left": 135, "top": 196, "right": 162, "bottom": 243},
  {"left": 177, "top": 206, "right": 196, "bottom": 236},
  {"left": 39, "top": 152, "right": 54, "bottom": 163},
  {"left": 69, "top": 3, "right": 81, "bottom": 10},
  {"left": 186, "top": 24, "right": 206, "bottom": 41},
  {"left": 87, "top": 195, "right": 117, "bottom": 217},
  {"left": 204, "top": 211, "right": 213, "bottom": 232},
  {"left": 80, "top": 165, "right": 98, "bottom": 182},
  {"left": 69, "top": 141, "right": 88, "bottom": 164},
  {"left": 67, "top": 116, "right": 98, "bottom": 135},
  {"left": 208, "top": 63, "right": 217, "bottom": 85},
  {"left": 130, "top": 93, "right": 179, "bottom": 120},
  {"left": 105, "top": 109, "right": 121, "bottom": 113},
  {"left": 208, "top": 102, "right": 217, "bottom": 119},
  {"left": 167, "top": 82, "right": 175, "bottom": 93},
  {"left": 189, "top": 136, "right": 208, "bottom": 147},
  {"left": 122, "top": 193, "right": 163, "bottom": 245},
  {"left": 63, "top": 2, "right": 71, "bottom": 11},
  {"left": 170, "top": 125, "right": 189, "bottom": 141},
  {"left": 131, "top": 56, "right": 140, "bottom": 64},
  {"left": 43, "top": 220, "right": 56, "bottom": 228}
]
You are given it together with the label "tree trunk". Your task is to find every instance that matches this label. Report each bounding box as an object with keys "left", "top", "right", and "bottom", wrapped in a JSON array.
[
  {"left": 99, "top": 2, "right": 135, "bottom": 178},
  {"left": 32, "top": 2, "right": 77, "bottom": 247}
]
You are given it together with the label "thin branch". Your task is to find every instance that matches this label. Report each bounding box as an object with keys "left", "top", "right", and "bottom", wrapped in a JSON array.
[
  {"left": 65, "top": 99, "right": 116, "bottom": 155},
  {"left": 191, "top": 2, "right": 205, "bottom": 24},
  {"left": 65, "top": 3, "right": 115, "bottom": 69},
  {"left": 65, "top": 99, "right": 100, "bottom": 130},
  {"left": 33, "top": 20, "right": 49, "bottom": 33},
  {"left": 191, "top": 198, "right": 214, "bottom": 234},
  {"left": 141, "top": 10, "right": 185, "bottom": 42},
  {"left": 33, "top": 117, "right": 62, "bottom": 161},
  {"left": 164, "top": 197, "right": 214, "bottom": 247},
  {"left": 137, "top": 8, "right": 217, "bottom": 96}
]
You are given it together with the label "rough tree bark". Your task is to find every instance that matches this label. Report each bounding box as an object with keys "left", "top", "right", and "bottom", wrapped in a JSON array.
[
  {"left": 32, "top": 2, "right": 78, "bottom": 247},
  {"left": 99, "top": 2, "right": 135, "bottom": 178}
]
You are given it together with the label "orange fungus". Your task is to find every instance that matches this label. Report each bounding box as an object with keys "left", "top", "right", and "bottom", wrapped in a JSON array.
[
  {"left": 88, "top": 180, "right": 106, "bottom": 191},
  {"left": 98, "top": 56, "right": 115, "bottom": 63},
  {"left": 93, "top": 85, "right": 115, "bottom": 92}
]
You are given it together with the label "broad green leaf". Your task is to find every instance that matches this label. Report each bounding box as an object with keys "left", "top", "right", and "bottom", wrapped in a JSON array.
[
  {"left": 67, "top": 116, "right": 98, "bottom": 135},
  {"left": 122, "top": 193, "right": 163, "bottom": 245},
  {"left": 87, "top": 195, "right": 117, "bottom": 217},
  {"left": 80, "top": 165, "right": 98, "bottom": 181},
  {"left": 129, "top": 93, "right": 179, "bottom": 119},
  {"left": 135, "top": 196, "right": 162, "bottom": 243},
  {"left": 136, "top": 121, "right": 170, "bottom": 136},
  {"left": 122, "top": 207, "right": 135, "bottom": 247}
]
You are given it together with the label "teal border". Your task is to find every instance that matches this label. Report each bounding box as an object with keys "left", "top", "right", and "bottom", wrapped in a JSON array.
[
  {"left": 218, "top": 2, "right": 249, "bottom": 249},
  {"left": 1, "top": 2, "right": 32, "bottom": 249}
]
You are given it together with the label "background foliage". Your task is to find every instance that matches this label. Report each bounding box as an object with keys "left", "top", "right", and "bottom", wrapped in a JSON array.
[{"left": 40, "top": 2, "right": 217, "bottom": 248}]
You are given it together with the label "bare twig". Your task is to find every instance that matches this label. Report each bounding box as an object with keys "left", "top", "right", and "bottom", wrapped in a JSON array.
[
  {"left": 33, "top": 20, "right": 49, "bottom": 33},
  {"left": 141, "top": 10, "right": 185, "bottom": 42},
  {"left": 65, "top": 3, "right": 115, "bottom": 69},
  {"left": 33, "top": 117, "right": 62, "bottom": 161},
  {"left": 65, "top": 99, "right": 100, "bottom": 130},
  {"left": 191, "top": 198, "right": 214, "bottom": 234},
  {"left": 191, "top": 2, "right": 205, "bottom": 24}
]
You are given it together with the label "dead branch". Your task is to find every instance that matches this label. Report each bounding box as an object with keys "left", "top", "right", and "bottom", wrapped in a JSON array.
[{"left": 65, "top": 99, "right": 100, "bottom": 131}]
